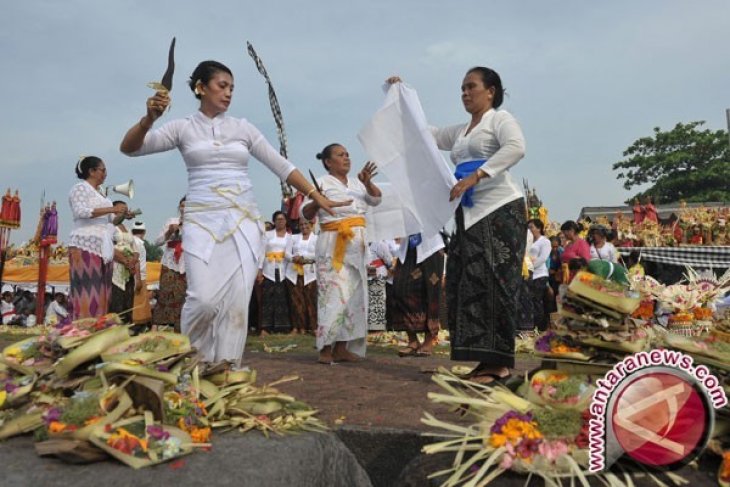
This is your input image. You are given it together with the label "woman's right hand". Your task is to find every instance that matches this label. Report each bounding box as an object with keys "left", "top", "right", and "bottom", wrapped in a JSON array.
[
  {"left": 385, "top": 76, "right": 402, "bottom": 85},
  {"left": 111, "top": 203, "right": 127, "bottom": 215},
  {"left": 145, "top": 91, "right": 170, "bottom": 123}
]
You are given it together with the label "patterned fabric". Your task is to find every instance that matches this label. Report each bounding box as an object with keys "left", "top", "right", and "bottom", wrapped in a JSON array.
[
  {"left": 367, "top": 276, "right": 387, "bottom": 331},
  {"left": 109, "top": 276, "right": 135, "bottom": 323},
  {"left": 69, "top": 247, "right": 112, "bottom": 320},
  {"left": 286, "top": 276, "right": 317, "bottom": 332},
  {"left": 528, "top": 276, "right": 549, "bottom": 331},
  {"left": 616, "top": 246, "right": 730, "bottom": 268},
  {"left": 315, "top": 226, "right": 368, "bottom": 354},
  {"left": 447, "top": 198, "right": 527, "bottom": 367},
  {"left": 152, "top": 265, "right": 187, "bottom": 329},
  {"left": 389, "top": 246, "right": 444, "bottom": 335},
  {"left": 260, "top": 271, "right": 291, "bottom": 332}
]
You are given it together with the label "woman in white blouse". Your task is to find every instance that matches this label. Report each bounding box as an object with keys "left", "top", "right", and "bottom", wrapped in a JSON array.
[
  {"left": 257, "top": 211, "right": 292, "bottom": 335},
  {"left": 68, "top": 156, "right": 129, "bottom": 320},
  {"left": 303, "top": 144, "right": 382, "bottom": 364},
  {"left": 527, "top": 219, "right": 551, "bottom": 331},
  {"left": 388, "top": 67, "right": 526, "bottom": 384},
  {"left": 588, "top": 225, "right": 618, "bottom": 263},
  {"left": 284, "top": 217, "right": 318, "bottom": 334},
  {"left": 120, "top": 60, "right": 342, "bottom": 367}
]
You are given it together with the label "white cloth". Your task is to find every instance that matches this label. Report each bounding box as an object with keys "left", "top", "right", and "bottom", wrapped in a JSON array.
[
  {"left": 259, "top": 230, "right": 290, "bottom": 281},
  {"left": 590, "top": 242, "right": 618, "bottom": 263},
  {"left": 133, "top": 236, "right": 147, "bottom": 280},
  {"left": 358, "top": 83, "right": 458, "bottom": 238},
  {"left": 1, "top": 300, "right": 17, "bottom": 325},
  {"left": 368, "top": 240, "right": 394, "bottom": 280},
  {"left": 529, "top": 235, "right": 551, "bottom": 279},
  {"left": 154, "top": 217, "right": 185, "bottom": 273},
  {"left": 431, "top": 108, "right": 526, "bottom": 230},
  {"left": 127, "top": 110, "right": 297, "bottom": 363},
  {"left": 313, "top": 175, "right": 381, "bottom": 354},
  {"left": 68, "top": 181, "right": 115, "bottom": 262},
  {"left": 112, "top": 227, "right": 136, "bottom": 290},
  {"left": 395, "top": 233, "right": 445, "bottom": 265},
  {"left": 285, "top": 233, "right": 318, "bottom": 285},
  {"left": 44, "top": 300, "right": 68, "bottom": 325}
]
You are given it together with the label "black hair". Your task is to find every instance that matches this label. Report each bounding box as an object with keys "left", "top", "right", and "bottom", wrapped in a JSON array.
[
  {"left": 2, "top": 291, "right": 12, "bottom": 299},
  {"left": 272, "top": 210, "right": 286, "bottom": 222},
  {"left": 549, "top": 236, "right": 561, "bottom": 244},
  {"left": 315, "top": 143, "right": 343, "bottom": 171},
  {"left": 561, "top": 220, "right": 584, "bottom": 234},
  {"left": 112, "top": 200, "right": 127, "bottom": 206},
  {"left": 527, "top": 218, "right": 545, "bottom": 235},
  {"left": 188, "top": 60, "right": 233, "bottom": 100},
  {"left": 466, "top": 67, "right": 505, "bottom": 108},
  {"left": 179, "top": 196, "right": 186, "bottom": 206},
  {"left": 75, "top": 156, "right": 103, "bottom": 180},
  {"left": 131, "top": 228, "right": 145, "bottom": 235}
]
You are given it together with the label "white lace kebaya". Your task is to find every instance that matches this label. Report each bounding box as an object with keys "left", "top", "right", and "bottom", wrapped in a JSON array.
[{"left": 67, "top": 181, "right": 115, "bottom": 262}]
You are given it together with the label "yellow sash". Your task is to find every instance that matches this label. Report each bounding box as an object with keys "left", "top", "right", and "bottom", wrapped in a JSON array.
[
  {"left": 320, "top": 216, "right": 366, "bottom": 271},
  {"left": 293, "top": 263, "right": 305, "bottom": 276},
  {"left": 266, "top": 251, "right": 285, "bottom": 263}
]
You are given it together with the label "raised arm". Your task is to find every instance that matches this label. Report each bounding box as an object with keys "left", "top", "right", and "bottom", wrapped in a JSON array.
[{"left": 120, "top": 91, "right": 170, "bottom": 154}]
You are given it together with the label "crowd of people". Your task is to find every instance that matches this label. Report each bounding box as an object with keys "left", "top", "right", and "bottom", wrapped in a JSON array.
[{"left": 6, "top": 59, "right": 648, "bottom": 383}]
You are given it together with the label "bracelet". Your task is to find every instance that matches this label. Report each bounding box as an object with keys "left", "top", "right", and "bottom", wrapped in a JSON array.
[{"left": 306, "top": 188, "right": 317, "bottom": 198}]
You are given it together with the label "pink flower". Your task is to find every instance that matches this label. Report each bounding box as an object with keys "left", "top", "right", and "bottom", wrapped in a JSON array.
[{"left": 538, "top": 440, "right": 569, "bottom": 462}]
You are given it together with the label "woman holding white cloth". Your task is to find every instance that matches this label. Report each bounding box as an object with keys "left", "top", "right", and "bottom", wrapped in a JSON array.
[
  {"left": 387, "top": 67, "right": 526, "bottom": 384},
  {"left": 120, "top": 60, "right": 343, "bottom": 367}
]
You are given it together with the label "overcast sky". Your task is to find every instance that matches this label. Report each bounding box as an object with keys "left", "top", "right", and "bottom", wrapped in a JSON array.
[{"left": 2, "top": 0, "right": 729, "bottom": 244}]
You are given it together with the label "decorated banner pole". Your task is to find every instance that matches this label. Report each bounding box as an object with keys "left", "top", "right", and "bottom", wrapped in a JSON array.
[
  {"left": 246, "top": 42, "right": 307, "bottom": 232},
  {"left": 35, "top": 197, "right": 58, "bottom": 323},
  {"left": 0, "top": 188, "right": 21, "bottom": 286}
]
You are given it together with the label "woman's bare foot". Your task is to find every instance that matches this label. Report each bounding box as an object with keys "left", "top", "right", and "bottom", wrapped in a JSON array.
[
  {"left": 333, "top": 342, "right": 361, "bottom": 362},
  {"left": 318, "top": 345, "right": 333, "bottom": 364},
  {"left": 259, "top": 329, "right": 270, "bottom": 337},
  {"left": 417, "top": 334, "right": 436, "bottom": 356}
]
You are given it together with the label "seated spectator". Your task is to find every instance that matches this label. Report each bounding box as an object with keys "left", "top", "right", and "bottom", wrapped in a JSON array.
[{"left": 45, "top": 293, "right": 69, "bottom": 325}]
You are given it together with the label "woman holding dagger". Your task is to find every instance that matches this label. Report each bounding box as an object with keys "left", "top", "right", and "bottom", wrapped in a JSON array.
[{"left": 120, "top": 60, "right": 345, "bottom": 367}]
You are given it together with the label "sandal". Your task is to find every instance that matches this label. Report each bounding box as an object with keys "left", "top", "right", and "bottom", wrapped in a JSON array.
[
  {"left": 415, "top": 348, "right": 433, "bottom": 357},
  {"left": 397, "top": 345, "right": 419, "bottom": 357},
  {"left": 468, "top": 372, "right": 511, "bottom": 386}
]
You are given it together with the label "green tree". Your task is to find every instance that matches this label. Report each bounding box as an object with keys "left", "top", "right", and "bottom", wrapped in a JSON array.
[
  {"left": 144, "top": 239, "right": 163, "bottom": 262},
  {"left": 612, "top": 121, "right": 730, "bottom": 204}
]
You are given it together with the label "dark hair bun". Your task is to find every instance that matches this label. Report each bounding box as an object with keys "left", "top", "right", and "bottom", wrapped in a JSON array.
[{"left": 315, "top": 153, "right": 324, "bottom": 160}]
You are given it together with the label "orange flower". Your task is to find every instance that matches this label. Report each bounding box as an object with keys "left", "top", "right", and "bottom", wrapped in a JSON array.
[
  {"left": 48, "top": 421, "right": 68, "bottom": 433},
  {"left": 189, "top": 426, "right": 211, "bottom": 443}
]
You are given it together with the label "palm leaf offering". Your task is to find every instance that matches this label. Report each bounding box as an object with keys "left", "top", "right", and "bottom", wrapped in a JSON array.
[{"left": 0, "top": 314, "right": 326, "bottom": 469}]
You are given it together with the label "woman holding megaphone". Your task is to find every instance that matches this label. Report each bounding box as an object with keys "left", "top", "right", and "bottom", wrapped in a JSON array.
[{"left": 68, "top": 156, "right": 133, "bottom": 319}]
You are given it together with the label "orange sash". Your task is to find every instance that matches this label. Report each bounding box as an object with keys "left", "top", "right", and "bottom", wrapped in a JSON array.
[{"left": 320, "top": 216, "right": 366, "bottom": 271}]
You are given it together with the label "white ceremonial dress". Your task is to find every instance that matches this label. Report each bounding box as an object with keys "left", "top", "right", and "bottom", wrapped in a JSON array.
[
  {"left": 311, "top": 175, "right": 381, "bottom": 355},
  {"left": 128, "top": 111, "right": 295, "bottom": 366}
]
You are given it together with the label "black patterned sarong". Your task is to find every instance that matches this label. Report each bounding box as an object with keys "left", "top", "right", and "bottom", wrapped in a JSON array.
[{"left": 447, "top": 198, "right": 527, "bottom": 367}]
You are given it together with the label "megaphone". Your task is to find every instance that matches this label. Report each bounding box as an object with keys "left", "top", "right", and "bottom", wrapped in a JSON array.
[{"left": 104, "top": 180, "right": 135, "bottom": 199}]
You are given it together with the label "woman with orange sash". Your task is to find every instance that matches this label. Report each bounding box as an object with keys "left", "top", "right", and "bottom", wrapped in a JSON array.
[
  {"left": 303, "top": 144, "right": 381, "bottom": 364},
  {"left": 257, "top": 210, "right": 292, "bottom": 334}
]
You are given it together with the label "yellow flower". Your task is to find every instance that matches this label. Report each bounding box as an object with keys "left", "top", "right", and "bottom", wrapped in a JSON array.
[
  {"left": 4, "top": 347, "right": 22, "bottom": 360},
  {"left": 0, "top": 390, "right": 6, "bottom": 407}
]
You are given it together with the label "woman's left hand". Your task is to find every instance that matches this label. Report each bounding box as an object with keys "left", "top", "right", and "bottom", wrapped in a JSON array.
[
  {"left": 358, "top": 161, "right": 378, "bottom": 186},
  {"left": 311, "top": 192, "right": 352, "bottom": 216},
  {"left": 449, "top": 172, "right": 481, "bottom": 202}
]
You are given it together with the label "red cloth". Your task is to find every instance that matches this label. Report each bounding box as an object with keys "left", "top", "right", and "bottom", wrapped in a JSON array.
[{"left": 167, "top": 240, "right": 183, "bottom": 263}]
